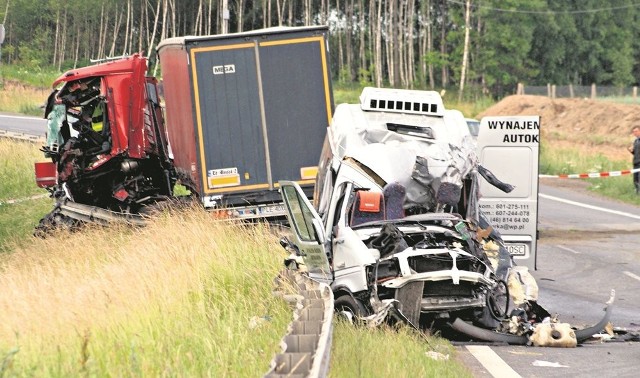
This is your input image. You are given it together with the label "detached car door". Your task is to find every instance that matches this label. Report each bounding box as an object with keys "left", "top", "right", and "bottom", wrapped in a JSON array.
[{"left": 279, "top": 181, "right": 332, "bottom": 284}]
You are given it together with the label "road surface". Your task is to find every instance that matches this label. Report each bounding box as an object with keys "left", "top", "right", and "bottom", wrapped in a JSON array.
[{"left": 0, "top": 113, "right": 46, "bottom": 136}]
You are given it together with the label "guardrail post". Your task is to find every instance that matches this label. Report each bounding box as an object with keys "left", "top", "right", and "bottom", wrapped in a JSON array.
[{"left": 591, "top": 83, "right": 596, "bottom": 99}]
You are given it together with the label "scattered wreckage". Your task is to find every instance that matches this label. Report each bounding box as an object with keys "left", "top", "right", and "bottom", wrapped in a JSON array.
[{"left": 278, "top": 87, "right": 614, "bottom": 346}]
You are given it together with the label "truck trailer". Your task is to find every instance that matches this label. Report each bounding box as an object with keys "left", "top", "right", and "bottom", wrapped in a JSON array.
[{"left": 157, "top": 26, "right": 334, "bottom": 218}]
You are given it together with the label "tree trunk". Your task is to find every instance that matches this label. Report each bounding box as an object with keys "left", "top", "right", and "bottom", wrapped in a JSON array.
[
  {"left": 170, "top": 0, "right": 176, "bottom": 38},
  {"left": 59, "top": 8, "right": 67, "bottom": 71},
  {"left": 336, "top": 0, "right": 343, "bottom": 81},
  {"left": 53, "top": 9, "right": 59, "bottom": 67},
  {"left": 73, "top": 24, "right": 80, "bottom": 69},
  {"left": 99, "top": 6, "right": 109, "bottom": 59},
  {"left": 160, "top": 0, "right": 168, "bottom": 43},
  {"left": 346, "top": 0, "right": 353, "bottom": 81},
  {"left": 276, "top": 0, "right": 284, "bottom": 27},
  {"left": 407, "top": 0, "right": 415, "bottom": 88},
  {"left": 123, "top": 0, "right": 131, "bottom": 55},
  {"left": 138, "top": 0, "right": 144, "bottom": 53},
  {"left": 237, "top": 0, "right": 245, "bottom": 32},
  {"left": 398, "top": 0, "right": 406, "bottom": 88},
  {"left": 147, "top": 0, "right": 162, "bottom": 57},
  {"left": 359, "top": 0, "right": 366, "bottom": 83},
  {"left": 267, "top": 0, "right": 271, "bottom": 28},
  {"left": 440, "top": 0, "right": 448, "bottom": 88},
  {"left": 109, "top": 9, "right": 122, "bottom": 57},
  {"left": 208, "top": 0, "right": 213, "bottom": 33},
  {"left": 427, "top": 0, "right": 434, "bottom": 88},
  {"left": 375, "top": 0, "right": 383, "bottom": 86},
  {"left": 458, "top": 0, "right": 471, "bottom": 101}
]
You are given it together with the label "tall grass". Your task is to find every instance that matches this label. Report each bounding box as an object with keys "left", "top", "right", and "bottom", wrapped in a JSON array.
[
  {"left": 0, "top": 209, "right": 292, "bottom": 377},
  {"left": 0, "top": 81, "right": 49, "bottom": 115},
  {"left": 0, "top": 139, "right": 52, "bottom": 251},
  {"left": 330, "top": 321, "right": 472, "bottom": 377},
  {"left": 0, "top": 139, "right": 48, "bottom": 199}
]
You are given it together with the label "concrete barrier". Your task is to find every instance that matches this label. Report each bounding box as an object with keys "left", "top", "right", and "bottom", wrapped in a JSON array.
[{"left": 266, "top": 270, "right": 334, "bottom": 378}]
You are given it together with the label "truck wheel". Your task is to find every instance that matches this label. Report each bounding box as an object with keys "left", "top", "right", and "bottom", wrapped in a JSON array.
[{"left": 334, "top": 295, "right": 368, "bottom": 323}]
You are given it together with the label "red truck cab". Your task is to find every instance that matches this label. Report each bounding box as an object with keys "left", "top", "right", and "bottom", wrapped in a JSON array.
[{"left": 36, "top": 54, "right": 174, "bottom": 223}]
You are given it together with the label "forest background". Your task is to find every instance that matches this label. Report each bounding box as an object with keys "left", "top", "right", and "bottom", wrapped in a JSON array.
[{"left": 0, "top": 0, "right": 639, "bottom": 100}]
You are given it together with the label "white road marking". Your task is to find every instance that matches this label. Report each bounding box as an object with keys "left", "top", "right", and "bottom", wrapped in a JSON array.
[
  {"left": 466, "top": 345, "right": 521, "bottom": 378},
  {"left": 623, "top": 271, "right": 640, "bottom": 282},
  {"left": 540, "top": 193, "right": 640, "bottom": 221},
  {"left": 555, "top": 245, "right": 580, "bottom": 254}
]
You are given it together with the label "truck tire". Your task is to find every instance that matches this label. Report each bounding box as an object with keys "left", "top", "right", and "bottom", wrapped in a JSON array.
[{"left": 334, "top": 294, "right": 368, "bottom": 323}]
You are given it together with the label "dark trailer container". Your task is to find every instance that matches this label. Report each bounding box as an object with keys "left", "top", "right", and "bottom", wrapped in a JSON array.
[{"left": 157, "top": 26, "right": 333, "bottom": 218}]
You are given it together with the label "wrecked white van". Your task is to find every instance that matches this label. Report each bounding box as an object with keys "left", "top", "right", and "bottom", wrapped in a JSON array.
[{"left": 279, "top": 87, "right": 612, "bottom": 344}]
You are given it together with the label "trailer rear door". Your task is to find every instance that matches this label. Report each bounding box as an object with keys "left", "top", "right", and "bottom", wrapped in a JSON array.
[
  {"left": 188, "top": 29, "right": 333, "bottom": 197},
  {"left": 191, "top": 43, "right": 267, "bottom": 192}
]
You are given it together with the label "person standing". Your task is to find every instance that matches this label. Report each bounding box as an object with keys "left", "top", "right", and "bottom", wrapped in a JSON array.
[{"left": 628, "top": 126, "right": 640, "bottom": 194}]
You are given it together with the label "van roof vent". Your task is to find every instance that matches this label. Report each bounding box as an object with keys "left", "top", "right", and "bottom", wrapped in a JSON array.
[{"left": 359, "top": 87, "right": 445, "bottom": 117}]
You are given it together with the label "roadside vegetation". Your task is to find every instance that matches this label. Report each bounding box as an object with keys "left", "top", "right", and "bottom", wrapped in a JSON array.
[{"left": 0, "top": 210, "right": 293, "bottom": 376}]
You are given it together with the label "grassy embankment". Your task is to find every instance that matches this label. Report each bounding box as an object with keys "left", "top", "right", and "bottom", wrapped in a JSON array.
[{"left": 0, "top": 210, "right": 294, "bottom": 376}]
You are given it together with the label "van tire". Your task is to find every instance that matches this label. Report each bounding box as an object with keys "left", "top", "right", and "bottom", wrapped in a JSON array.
[{"left": 334, "top": 295, "right": 368, "bottom": 323}]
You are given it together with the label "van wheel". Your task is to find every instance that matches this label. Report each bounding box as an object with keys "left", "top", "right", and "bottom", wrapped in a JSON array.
[{"left": 334, "top": 295, "right": 368, "bottom": 323}]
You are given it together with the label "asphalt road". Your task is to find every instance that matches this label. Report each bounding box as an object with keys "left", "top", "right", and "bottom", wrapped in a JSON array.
[
  {"left": 459, "top": 182, "right": 640, "bottom": 378},
  {"left": 0, "top": 113, "right": 46, "bottom": 137}
]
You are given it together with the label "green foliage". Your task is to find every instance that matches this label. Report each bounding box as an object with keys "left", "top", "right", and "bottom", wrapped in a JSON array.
[
  {"left": 0, "top": 0, "right": 639, "bottom": 99},
  {"left": 422, "top": 51, "right": 449, "bottom": 70},
  {"left": 0, "top": 64, "right": 61, "bottom": 88},
  {"left": 358, "top": 67, "right": 372, "bottom": 87},
  {"left": 333, "top": 82, "right": 366, "bottom": 105}
]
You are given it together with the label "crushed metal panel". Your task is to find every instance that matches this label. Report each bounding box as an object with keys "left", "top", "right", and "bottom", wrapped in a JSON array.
[{"left": 329, "top": 103, "right": 477, "bottom": 211}]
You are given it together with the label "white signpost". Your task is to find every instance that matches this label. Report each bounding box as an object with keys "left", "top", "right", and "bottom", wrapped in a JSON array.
[{"left": 477, "top": 116, "right": 540, "bottom": 270}]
